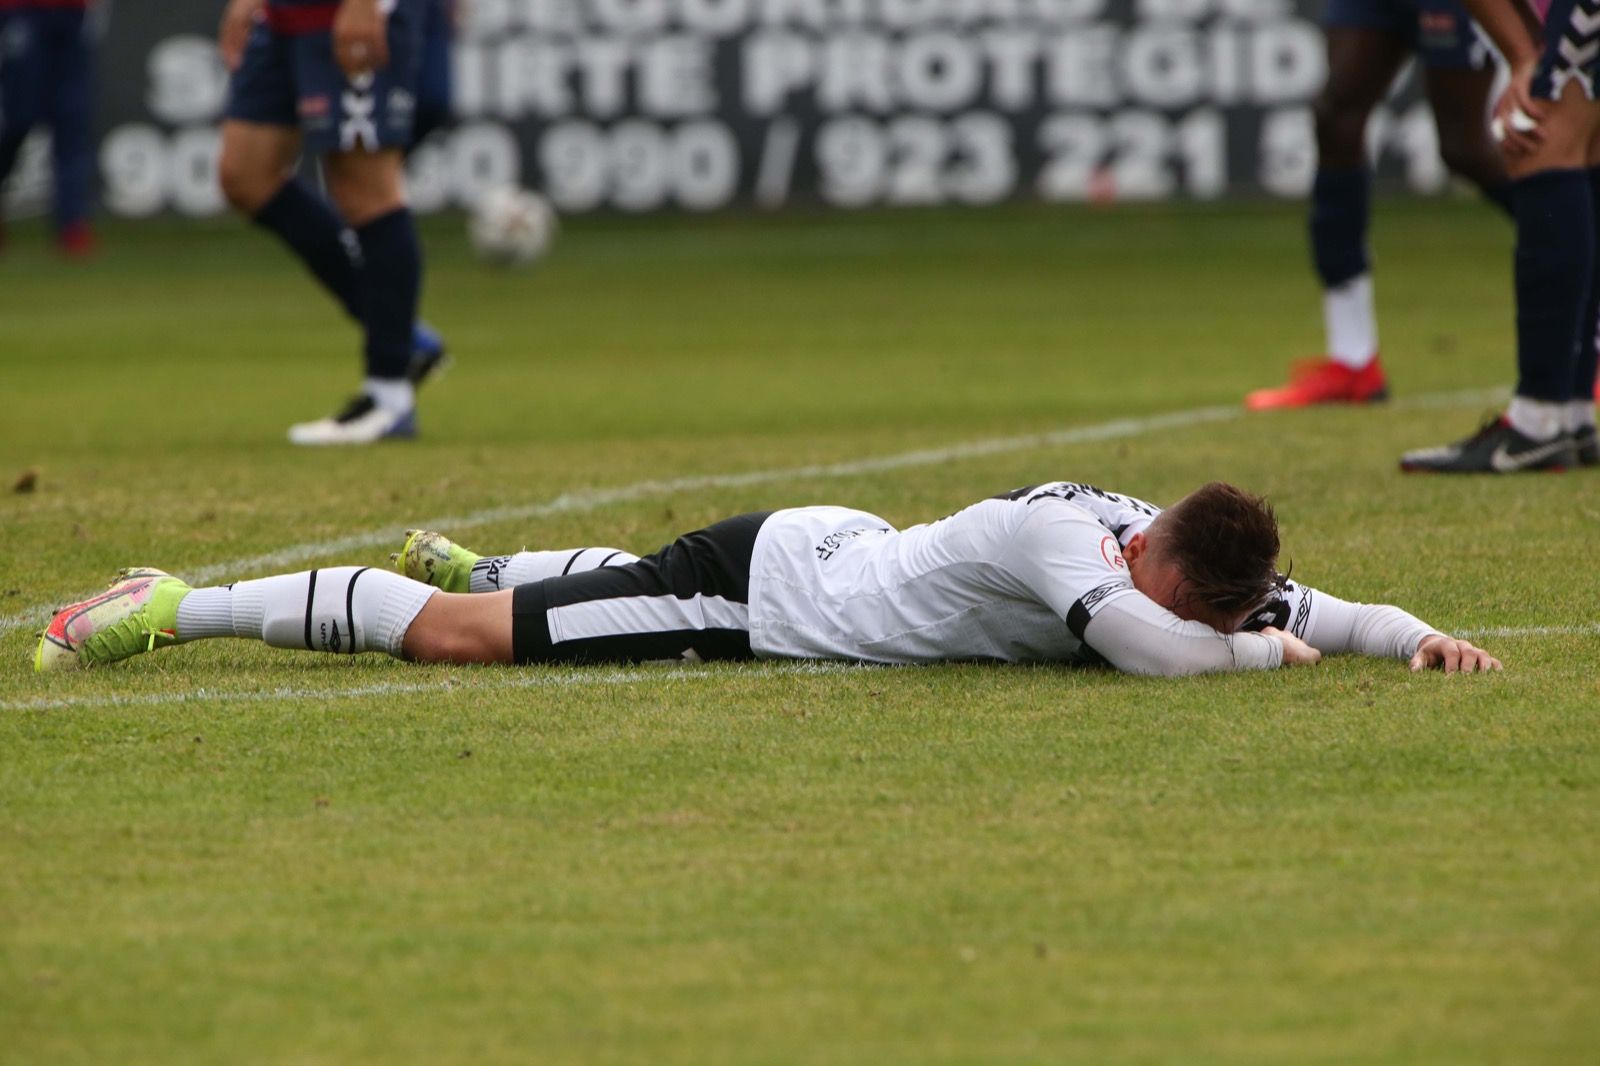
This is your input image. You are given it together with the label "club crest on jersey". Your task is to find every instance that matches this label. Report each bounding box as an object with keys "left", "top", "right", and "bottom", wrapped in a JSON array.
[{"left": 1099, "top": 535, "right": 1127, "bottom": 571}]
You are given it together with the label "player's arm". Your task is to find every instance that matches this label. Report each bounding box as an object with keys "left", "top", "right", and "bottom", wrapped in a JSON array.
[
  {"left": 1002, "top": 504, "right": 1313, "bottom": 677},
  {"left": 1455, "top": 0, "right": 1549, "bottom": 153},
  {"left": 1269, "top": 583, "right": 1502, "bottom": 674},
  {"left": 219, "top": 0, "right": 265, "bottom": 71},
  {"left": 1081, "top": 594, "right": 1317, "bottom": 677},
  {"left": 334, "top": 0, "right": 391, "bottom": 76}
]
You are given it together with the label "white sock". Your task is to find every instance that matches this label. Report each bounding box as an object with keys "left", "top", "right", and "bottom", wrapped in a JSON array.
[
  {"left": 1323, "top": 275, "right": 1378, "bottom": 369},
  {"left": 468, "top": 547, "right": 641, "bottom": 593},
  {"left": 173, "top": 586, "right": 233, "bottom": 642},
  {"left": 1506, "top": 396, "right": 1565, "bottom": 441},
  {"left": 174, "top": 567, "right": 435, "bottom": 657},
  {"left": 364, "top": 377, "right": 415, "bottom": 415},
  {"left": 1566, "top": 400, "right": 1597, "bottom": 433}
]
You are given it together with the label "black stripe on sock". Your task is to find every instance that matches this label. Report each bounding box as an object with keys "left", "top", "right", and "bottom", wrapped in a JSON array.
[
  {"left": 345, "top": 567, "right": 370, "bottom": 655},
  {"left": 303, "top": 570, "right": 320, "bottom": 650},
  {"left": 598, "top": 551, "right": 623, "bottom": 568},
  {"left": 561, "top": 550, "right": 586, "bottom": 576}
]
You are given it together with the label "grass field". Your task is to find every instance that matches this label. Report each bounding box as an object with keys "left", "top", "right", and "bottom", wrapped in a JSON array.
[{"left": 1, "top": 200, "right": 1597, "bottom": 1064}]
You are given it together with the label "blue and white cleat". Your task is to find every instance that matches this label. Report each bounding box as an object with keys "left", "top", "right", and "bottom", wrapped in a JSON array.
[
  {"left": 288, "top": 394, "right": 417, "bottom": 446},
  {"left": 408, "top": 322, "right": 451, "bottom": 386},
  {"left": 35, "top": 568, "right": 191, "bottom": 671}
]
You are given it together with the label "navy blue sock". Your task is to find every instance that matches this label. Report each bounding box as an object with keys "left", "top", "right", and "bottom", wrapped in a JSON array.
[
  {"left": 1512, "top": 169, "right": 1592, "bottom": 402},
  {"left": 1481, "top": 180, "right": 1514, "bottom": 218},
  {"left": 252, "top": 180, "right": 363, "bottom": 321},
  {"left": 1576, "top": 167, "right": 1600, "bottom": 401},
  {"left": 354, "top": 207, "right": 422, "bottom": 381},
  {"left": 1309, "top": 167, "right": 1371, "bottom": 288}
]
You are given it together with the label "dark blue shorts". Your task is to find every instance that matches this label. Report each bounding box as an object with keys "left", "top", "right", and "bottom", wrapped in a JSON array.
[
  {"left": 1323, "top": 0, "right": 1491, "bottom": 69},
  {"left": 224, "top": 0, "right": 424, "bottom": 154},
  {"left": 1532, "top": 0, "right": 1600, "bottom": 101}
]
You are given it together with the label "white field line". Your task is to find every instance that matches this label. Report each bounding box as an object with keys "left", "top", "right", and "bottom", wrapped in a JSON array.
[
  {"left": 0, "top": 386, "right": 1507, "bottom": 642},
  {"left": 0, "top": 661, "right": 863, "bottom": 712},
  {"left": 1457, "top": 622, "right": 1600, "bottom": 639}
]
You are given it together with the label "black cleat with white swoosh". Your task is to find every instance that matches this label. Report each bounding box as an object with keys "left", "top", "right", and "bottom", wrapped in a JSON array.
[
  {"left": 1400, "top": 416, "right": 1578, "bottom": 474},
  {"left": 1575, "top": 424, "right": 1598, "bottom": 468}
]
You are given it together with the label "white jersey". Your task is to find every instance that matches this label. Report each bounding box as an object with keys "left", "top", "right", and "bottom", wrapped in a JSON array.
[
  {"left": 745, "top": 481, "right": 1348, "bottom": 665},
  {"left": 748, "top": 483, "right": 1179, "bottom": 662}
]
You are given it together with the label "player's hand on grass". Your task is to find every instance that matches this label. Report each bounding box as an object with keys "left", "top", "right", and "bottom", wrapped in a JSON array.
[
  {"left": 334, "top": 0, "right": 390, "bottom": 77},
  {"left": 1410, "top": 635, "right": 1502, "bottom": 674},
  {"left": 1491, "top": 64, "right": 1547, "bottom": 158},
  {"left": 219, "top": 0, "right": 264, "bottom": 71},
  {"left": 1261, "top": 627, "right": 1320, "bottom": 668}
]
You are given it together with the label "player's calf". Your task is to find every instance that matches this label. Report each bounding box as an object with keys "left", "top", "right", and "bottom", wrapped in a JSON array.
[
  {"left": 395, "top": 530, "right": 641, "bottom": 593},
  {"left": 36, "top": 566, "right": 440, "bottom": 670}
]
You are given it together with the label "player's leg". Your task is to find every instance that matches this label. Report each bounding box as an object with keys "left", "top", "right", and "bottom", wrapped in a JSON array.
[
  {"left": 1402, "top": 13, "right": 1600, "bottom": 472},
  {"left": 409, "top": 0, "right": 453, "bottom": 149},
  {"left": 286, "top": 1, "right": 431, "bottom": 445},
  {"left": 394, "top": 529, "right": 641, "bottom": 594},
  {"left": 1424, "top": 71, "right": 1513, "bottom": 214},
  {"left": 35, "top": 514, "right": 770, "bottom": 671},
  {"left": 1246, "top": 21, "right": 1410, "bottom": 410},
  {"left": 34, "top": 565, "right": 463, "bottom": 670},
  {"left": 0, "top": 8, "right": 48, "bottom": 246},
  {"left": 219, "top": 12, "right": 369, "bottom": 321},
  {"left": 1573, "top": 120, "right": 1600, "bottom": 464},
  {"left": 219, "top": 16, "right": 447, "bottom": 387},
  {"left": 1418, "top": 0, "right": 1513, "bottom": 214},
  {"left": 507, "top": 513, "right": 771, "bottom": 664},
  {"left": 42, "top": 6, "right": 96, "bottom": 255}
]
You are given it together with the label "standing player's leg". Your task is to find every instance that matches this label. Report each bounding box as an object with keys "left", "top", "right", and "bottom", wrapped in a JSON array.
[
  {"left": 42, "top": 5, "right": 95, "bottom": 256},
  {"left": 1418, "top": 0, "right": 1513, "bottom": 215},
  {"left": 409, "top": 0, "right": 453, "bottom": 148},
  {"left": 0, "top": 8, "right": 47, "bottom": 250},
  {"left": 1246, "top": 20, "right": 1410, "bottom": 410},
  {"left": 1402, "top": 1, "right": 1600, "bottom": 472},
  {"left": 287, "top": 144, "right": 423, "bottom": 442},
  {"left": 285, "top": 1, "right": 432, "bottom": 445},
  {"left": 1425, "top": 67, "right": 1513, "bottom": 214},
  {"left": 1573, "top": 120, "right": 1600, "bottom": 464},
  {"left": 219, "top": 16, "right": 368, "bottom": 321},
  {"left": 217, "top": 16, "right": 446, "bottom": 408}
]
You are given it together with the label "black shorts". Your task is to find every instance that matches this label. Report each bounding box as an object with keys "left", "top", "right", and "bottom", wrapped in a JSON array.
[{"left": 511, "top": 512, "right": 772, "bottom": 664}]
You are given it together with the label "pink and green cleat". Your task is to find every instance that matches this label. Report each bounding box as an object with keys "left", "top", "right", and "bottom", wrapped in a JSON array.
[{"left": 34, "top": 568, "right": 191, "bottom": 671}]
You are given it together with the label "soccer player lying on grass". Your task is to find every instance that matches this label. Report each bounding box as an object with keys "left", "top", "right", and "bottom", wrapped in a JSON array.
[{"left": 34, "top": 482, "right": 1501, "bottom": 677}]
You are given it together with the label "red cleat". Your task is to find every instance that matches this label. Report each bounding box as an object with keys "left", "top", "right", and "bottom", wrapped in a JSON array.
[
  {"left": 1245, "top": 357, "right": 1389, "bottom": 411},
  {"left": 56, "top": 221, "right": 98, "bottom": 259}
]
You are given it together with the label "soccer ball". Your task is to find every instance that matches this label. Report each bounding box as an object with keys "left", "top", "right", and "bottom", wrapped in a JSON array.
[{"left": 468, "top": 185, "right": 558, "bottom": 267}]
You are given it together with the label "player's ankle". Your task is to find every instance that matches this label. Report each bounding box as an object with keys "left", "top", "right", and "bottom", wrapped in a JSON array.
[
  {"left": 364, "top": 377, "right": 415, "bottom": 415},
  {"left": 1506, "top": 396, "right": 1565, "bottom": 441}
]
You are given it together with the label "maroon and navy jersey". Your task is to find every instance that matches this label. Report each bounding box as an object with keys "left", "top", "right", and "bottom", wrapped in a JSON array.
[
  {"left": 265, "top": 0, "right": 399, "bottom": 36},
  {"left": 0, "top": 1, "right": 91, "bottom": 11},
  {"left": 1533, "top": 0, "right": 1600, "bottom": 100}
]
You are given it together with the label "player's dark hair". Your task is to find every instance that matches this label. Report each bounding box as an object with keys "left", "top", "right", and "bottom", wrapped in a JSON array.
[{"left": 1154, "top": 482, "right": 1281, "bottom": 619}]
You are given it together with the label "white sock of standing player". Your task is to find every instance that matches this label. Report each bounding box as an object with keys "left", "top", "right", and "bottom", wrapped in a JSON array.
[
  {"left": 1324, "top": 275, "right": 1378, "bottom": 370},
  {"left": 467, "top": 547, "right": 641, "bottom": 593}
]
